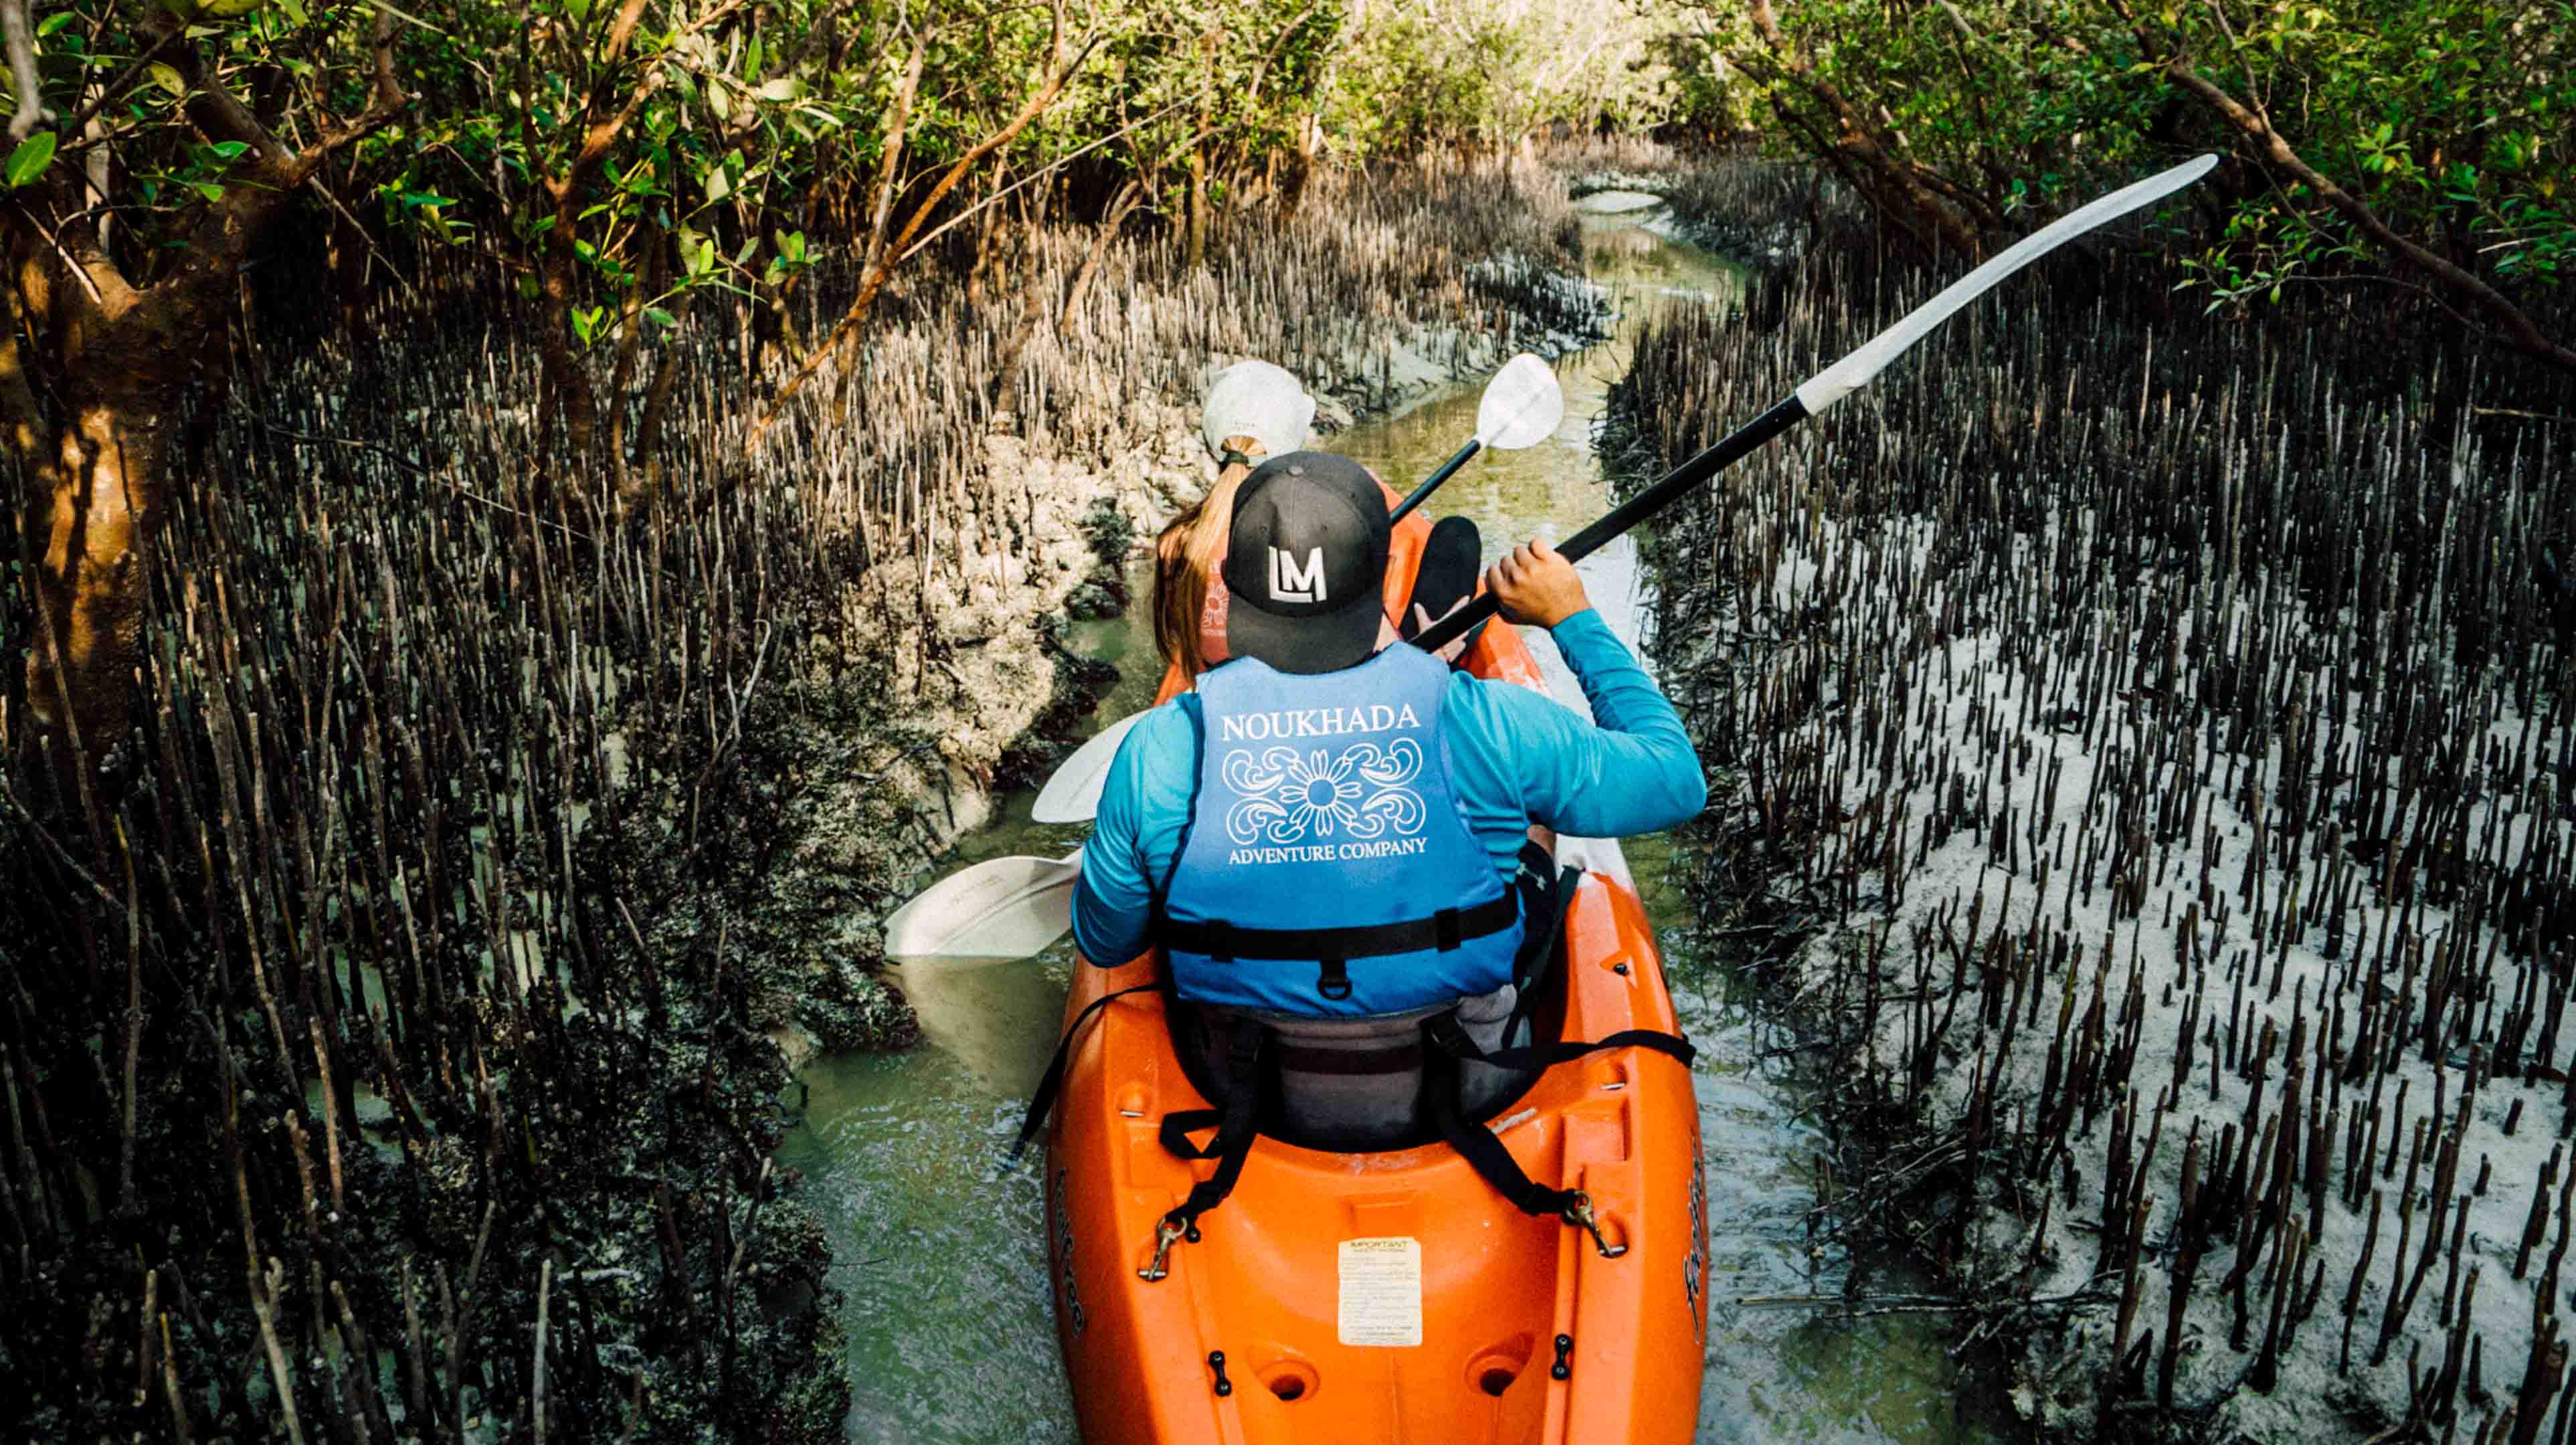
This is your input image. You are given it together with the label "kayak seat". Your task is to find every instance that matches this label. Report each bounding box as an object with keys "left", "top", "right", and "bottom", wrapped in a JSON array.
[
  {"left": 1398, "top": 514, "right": 1491, "bottom": 659},
  {"left": 1167, "top": 981, "right": 1543, "bottom": 1152}
]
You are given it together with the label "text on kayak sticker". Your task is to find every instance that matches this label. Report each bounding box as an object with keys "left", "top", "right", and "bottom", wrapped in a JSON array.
[{"left": 1336, "top": 1238, "right": 1422, "bottom": 1347}]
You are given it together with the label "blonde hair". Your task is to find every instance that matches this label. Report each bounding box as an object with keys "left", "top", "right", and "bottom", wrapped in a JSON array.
[{"left": 1153, "top": 440, "right": 1260, "bottom": 680}]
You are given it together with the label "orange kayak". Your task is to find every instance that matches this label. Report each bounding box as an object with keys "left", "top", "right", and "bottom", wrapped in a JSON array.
[{"left": 1042, "top": 610, "right": 1709, "bottom": 1442}]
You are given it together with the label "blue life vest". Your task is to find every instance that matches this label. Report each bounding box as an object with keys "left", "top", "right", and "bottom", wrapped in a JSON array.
[{"left": 1157, "top": 646, "right": 1523, "bottom": 1016}]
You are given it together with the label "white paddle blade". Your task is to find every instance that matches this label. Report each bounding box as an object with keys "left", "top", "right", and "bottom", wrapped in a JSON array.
[
  {"left": 883, "top": 852, "right": 1083, "bottom": 960},
  {"left": 1475, "top": 353, "right": 1564, "bottom": 450},
  {"left": 1201, "top": 359, "right": 1315, "bottom": 462},
  {"left": 1795, "top": 154, "right": 2218, "bottom": 416},
  {"left": 1030, "top": 711, "right": 1147, "bottom": 824}
]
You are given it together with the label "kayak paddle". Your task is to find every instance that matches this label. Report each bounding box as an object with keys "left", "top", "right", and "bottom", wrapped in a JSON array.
[
  {"left": 1412, "top": 154, "right": 2220, "bottom": 656},
  {"left": 1388, "top": 353, "right": 1565, "bottom": 522},
  {"left": 1030, "top": 712, "right": 1145, "bottom": 824},
  {"left": 883, "top": 850, "right": 1081, "bottom": 959}
]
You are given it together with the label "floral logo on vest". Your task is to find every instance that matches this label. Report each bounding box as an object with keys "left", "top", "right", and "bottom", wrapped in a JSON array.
[{"left": 1223, "top": 739, "right": 1425, "bottom": 846}]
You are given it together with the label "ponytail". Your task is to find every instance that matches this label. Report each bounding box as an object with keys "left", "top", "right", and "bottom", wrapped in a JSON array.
[{"left": 1152, "top": 441, "right": 1261, "bottom": 680}]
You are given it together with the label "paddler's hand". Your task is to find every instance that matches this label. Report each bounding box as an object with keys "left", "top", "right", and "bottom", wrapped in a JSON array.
[
  {"left": 1410, "top": 599, "right": 1473, "bottom": 663},
  {"left": 1485, "top": 539, "right": 1590, "bottom": 628}
]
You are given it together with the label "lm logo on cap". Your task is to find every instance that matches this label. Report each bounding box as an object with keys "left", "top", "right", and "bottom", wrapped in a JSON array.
[{"left": 1269, "top": 545, "right": 1327, "bottom": 604}]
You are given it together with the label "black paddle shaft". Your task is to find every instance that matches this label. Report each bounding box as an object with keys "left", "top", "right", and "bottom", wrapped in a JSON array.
[
  {"left": 1410, "top": 393, "right": 1811, "bottom": 655},
  {"left": 1389, "top": 439, "right": 1482, "bottom": 524}
]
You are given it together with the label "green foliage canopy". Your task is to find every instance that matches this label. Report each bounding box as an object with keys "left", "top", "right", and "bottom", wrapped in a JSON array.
[{"left": 1671, "top": 0, "right": 2574, "bottom": 355}]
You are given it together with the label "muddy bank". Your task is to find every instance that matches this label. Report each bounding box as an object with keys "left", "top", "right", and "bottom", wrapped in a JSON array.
[{"left": 1612, "top": 159, "right": 2576, "bottom": 1441}]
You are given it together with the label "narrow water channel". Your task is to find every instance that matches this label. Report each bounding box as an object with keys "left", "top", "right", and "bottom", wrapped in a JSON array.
[{"left": 778, "top": 198, "right": 2005, "bottom": 1443}]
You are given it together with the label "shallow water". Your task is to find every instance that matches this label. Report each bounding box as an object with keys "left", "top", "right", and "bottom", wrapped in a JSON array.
[{"left": 779, "top": 206, "right": 2005, "bottom": 1444}]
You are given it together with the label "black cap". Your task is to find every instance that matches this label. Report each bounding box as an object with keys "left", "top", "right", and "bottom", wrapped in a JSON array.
[{"left": 1221, "top": 452, "right": 1389, "bottom": 674}]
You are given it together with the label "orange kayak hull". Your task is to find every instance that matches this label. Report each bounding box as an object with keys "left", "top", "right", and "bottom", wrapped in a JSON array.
[{"left": 1046, "top": 628, "right": 1708, "bottom": 1444}]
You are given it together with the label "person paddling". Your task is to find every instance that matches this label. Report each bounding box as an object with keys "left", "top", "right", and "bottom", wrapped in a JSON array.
[
  {"left": 1154, "top": 363, "right": 1486, "bottom": 685},
  {"left": 1077, "top": 450, "right": 1706, "bottom": 1014},
  {"left": 1052, "top": 449, "right": 1706, "bottom": 1277}
]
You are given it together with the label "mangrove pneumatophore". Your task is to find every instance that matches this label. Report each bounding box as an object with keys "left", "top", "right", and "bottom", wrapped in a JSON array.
[{"left": 1613, "top": 157, "right": 2576, "bottom": 1441}]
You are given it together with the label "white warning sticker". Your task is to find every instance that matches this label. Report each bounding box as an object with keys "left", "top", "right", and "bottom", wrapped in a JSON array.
[{"left": 1336, "top": 1238, "right": 1423, "bottom": 1347}]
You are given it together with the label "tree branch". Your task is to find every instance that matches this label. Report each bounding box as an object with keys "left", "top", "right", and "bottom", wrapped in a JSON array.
[
  {"left": 749, "top": 23, "right": 1102, "bottom": 445},
  {"left": 126, "top": 4, "right": 408, "bottom": 326},
  {"left": 155, "top": 15, "right": 297, "bottom": 181},
  {"left": 2162, "top": 55, "right": 2576, "bottom": 375},
  {"left": 598, "top": 0, "right": 655, "bottom": 70},
  {"left": 1741, "top": 0, "right": 1981, "bottom": 258},
  {"left": 365, "top": 0, "right": 404, "bottom": 116},
  {"left": 548, "top": 0, "right": 747, "bottom": 203},
  {"left": 891, "top": 94, "right": 1188, "bottom": 270},
  {"left": 854, "top": 29, "right": 927, "bottom": 286},
  {"left": 54, "top": 29, "right": 181, "bottom": 145},
  {"left": 3, "top": 0, "right": 47, "bottom": 141}
]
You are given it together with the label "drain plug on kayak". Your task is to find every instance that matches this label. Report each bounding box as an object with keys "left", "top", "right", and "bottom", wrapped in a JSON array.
[
  {"left": 1257, "top": 1359, "right": 1318, "bottom": 1402},
  {"left": 1467, "top": 1340, "right": 1532, "bottom": 1397}
]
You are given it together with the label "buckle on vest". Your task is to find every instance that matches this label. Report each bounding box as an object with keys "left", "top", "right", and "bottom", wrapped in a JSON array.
[
  {"left": 1316, "top": 958, "right": 1352, "bottom": 1001},
  {"left": 1206, "top": 920, "right": 1234, "bottom": 963},
  {"left": 1434, "top": 907, "right": 1463, "bottom": 951}
]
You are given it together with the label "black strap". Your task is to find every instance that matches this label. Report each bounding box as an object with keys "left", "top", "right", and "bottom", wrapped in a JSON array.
[
  {"left": 1008, "top": 983, "right": 1159, "bottom": 1161},
  {"left": 1423, "top": 1027, "right": 1581, "bottom": 1218},
  {"left": 1503, "top": 855, "right": 1582, "bottom": 1045},
  {"left": 1420, "top": 1015, "right": 1694, "bottom": 1226},
  {"left": 1157, "top": 1025, "right": 1269, "bottom": 1234},
  {"left": 1156, "top": 1107, "right": 1227, "bottom": 1159},
  {"left": 1143, "top": 701, "right": 1209, "bottom": 946},
  {"left": 1159, "top": 891, "right": 1517, "bottom": 962},
  {"left": 1424, "top": 1012, "right": 1697, "bottom": 1074}
]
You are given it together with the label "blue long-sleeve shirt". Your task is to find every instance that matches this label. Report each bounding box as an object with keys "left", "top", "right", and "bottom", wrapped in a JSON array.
[{"left": 1073, "top": 609, "right": 1706, "bottom": 964}]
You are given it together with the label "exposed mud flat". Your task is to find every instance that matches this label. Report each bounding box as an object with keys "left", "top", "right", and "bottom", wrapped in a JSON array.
[{"left": 1616, "top": 159, "right": 2576, "bottom": 1442}]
